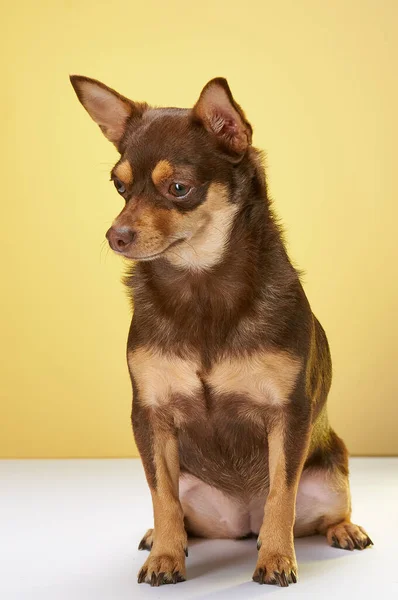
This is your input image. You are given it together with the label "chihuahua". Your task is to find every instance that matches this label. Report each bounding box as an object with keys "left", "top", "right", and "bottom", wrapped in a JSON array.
[{"left": 70, "top": 75, "right": 372, "bottom": 587}]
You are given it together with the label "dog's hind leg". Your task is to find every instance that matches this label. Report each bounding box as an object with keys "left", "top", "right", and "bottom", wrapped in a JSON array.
[{"left": 294, "top": 430, "right": 373, "bottom": 550}]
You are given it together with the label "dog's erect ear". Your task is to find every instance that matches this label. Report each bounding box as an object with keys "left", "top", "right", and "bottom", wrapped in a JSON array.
[
  {"left": 69, "top": 75, "right": 147, "bottom": 148},
  {"left": 193, "top": 78, "right": 252, "bottom": 158}
]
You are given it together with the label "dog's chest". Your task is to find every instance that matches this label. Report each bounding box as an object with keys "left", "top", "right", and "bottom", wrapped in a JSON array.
[
  {"left": 129, "top": 347, "right": 301, "bottom": 496},
  {"left": 129, "top": 347, "right": 301, "bottom": 417}
]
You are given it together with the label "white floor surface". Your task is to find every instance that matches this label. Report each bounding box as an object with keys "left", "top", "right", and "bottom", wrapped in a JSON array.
[{"left": 1, "top": 457, "right": 397, "bottom": 599}]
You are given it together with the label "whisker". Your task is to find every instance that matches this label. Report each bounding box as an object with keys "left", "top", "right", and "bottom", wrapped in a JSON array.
[
  {"left": 100, "top": 239, "right": 110, "bottom": 263},
  {"left": 167, "top": 248, "right": 187, "bottom": 263}
]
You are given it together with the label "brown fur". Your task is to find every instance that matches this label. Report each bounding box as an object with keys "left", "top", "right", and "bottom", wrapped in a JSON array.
[{"left": 70, "top": 74, "right": 372, "bottom": 588}]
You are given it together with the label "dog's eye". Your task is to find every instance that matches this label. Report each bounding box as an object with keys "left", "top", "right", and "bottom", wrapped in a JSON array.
[
  {"left": 113, "top": 178, "right": 126, "bottom": 194},
  {"left": 169, "top": 183, "right": 191, "bottom": 198}
]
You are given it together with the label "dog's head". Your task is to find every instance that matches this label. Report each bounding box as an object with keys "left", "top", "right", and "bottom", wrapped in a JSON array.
[{"left": 70, "top": 76, "right": 253, "bottom": 269}]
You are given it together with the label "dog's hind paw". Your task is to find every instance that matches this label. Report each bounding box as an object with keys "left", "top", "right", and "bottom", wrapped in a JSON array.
[
  {"left": 138, "top": 528, "right": 154, "bottom": 551},
  {"left": 327, "top": 521, "right": 373, "bottom": 551}
]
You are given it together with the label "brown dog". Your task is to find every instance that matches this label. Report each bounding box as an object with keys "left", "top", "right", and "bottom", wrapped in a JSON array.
[{"left": 70, "top": 75, "right": 372, "bottom": 587}]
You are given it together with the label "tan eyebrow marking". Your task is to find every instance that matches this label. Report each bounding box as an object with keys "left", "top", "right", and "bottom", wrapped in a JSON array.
[
  {"left": 152, "top": 160, "right": 174, "bottom": 186},
  {"left": 114, "top": 160, "right": 133, "bottom": 184}
]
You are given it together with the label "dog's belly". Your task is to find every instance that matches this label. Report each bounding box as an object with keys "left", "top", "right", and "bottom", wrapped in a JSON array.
[{"left": 180, "top": 472, "right": 266, "bottom": 538}]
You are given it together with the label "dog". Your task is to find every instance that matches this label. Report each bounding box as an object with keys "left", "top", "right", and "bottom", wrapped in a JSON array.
[{"left": 70, "top": 75, "right": 373, "bottom": 587}]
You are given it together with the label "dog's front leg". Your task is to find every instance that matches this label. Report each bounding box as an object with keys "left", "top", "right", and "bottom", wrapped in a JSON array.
[
  {"left": 253, "top": 411, "right": 310, "bottom": 587},
  {"left": 133, "top": 400, "right": 187, "bottom": 586}
]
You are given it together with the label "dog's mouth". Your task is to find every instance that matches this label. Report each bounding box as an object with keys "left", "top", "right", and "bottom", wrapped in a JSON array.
[{"left": 114, "top": 237, "right": 186, "bottom": 262}]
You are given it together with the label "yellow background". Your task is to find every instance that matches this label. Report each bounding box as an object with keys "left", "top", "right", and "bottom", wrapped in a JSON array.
[{"left": 1, "top": 1, "right": 397, "bottom": 457}]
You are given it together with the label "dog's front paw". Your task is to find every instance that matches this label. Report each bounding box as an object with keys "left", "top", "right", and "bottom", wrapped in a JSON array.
[
  {"left": 137, "top": 552, "right": 186, "bottom": 586},
  {"left": 252, "top": 551, "right": 298, "bottom": 586}
]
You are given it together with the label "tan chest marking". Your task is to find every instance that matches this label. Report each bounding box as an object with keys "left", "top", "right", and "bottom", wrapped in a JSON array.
[
  {"left": 207, "top": 351, "right": 302, "bottom": 406},
  {"left": 128, "top": 347, "right": 201, "bottom": 408}
]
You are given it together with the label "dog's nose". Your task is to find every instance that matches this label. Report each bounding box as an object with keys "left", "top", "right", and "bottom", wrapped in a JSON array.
[{"left": 106, "top": 226, "right": 136, "bottom": 252}]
